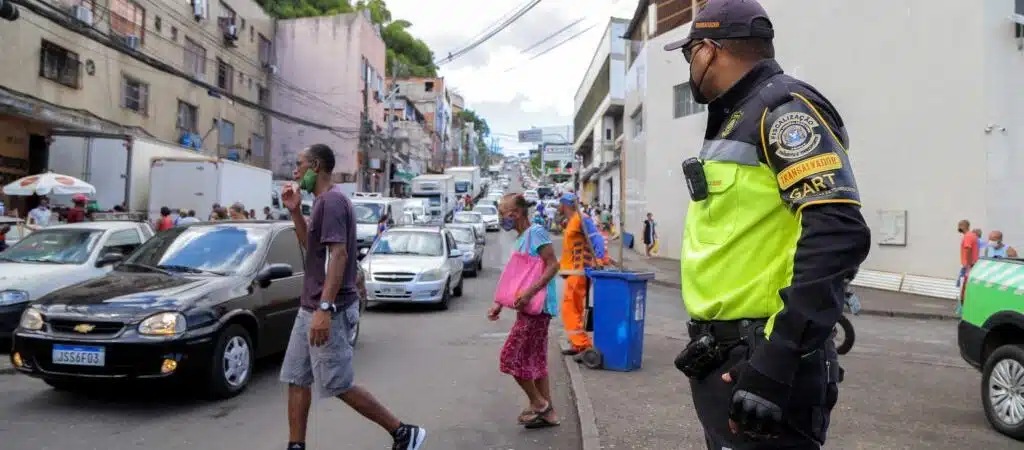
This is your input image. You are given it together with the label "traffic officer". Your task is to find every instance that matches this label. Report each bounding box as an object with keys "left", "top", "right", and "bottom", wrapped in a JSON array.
[{"left": 664, "top": 1, "right": 871, "bottom": 448}]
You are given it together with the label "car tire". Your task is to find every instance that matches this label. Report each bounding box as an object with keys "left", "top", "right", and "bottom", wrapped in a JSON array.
[
  {"left": 44, "top": 379, "right": 88, "bottom": 392},
  {"left": 206, "top": 324, "right": 254, "bottom": 400},
  {"left": 453, "top": 276, "right": 464, "bottom": 297},
  {"left": 436, "top": 281, "right": 451, "bottom": 310},
  {"left": 982, "top": 344, "right": 1024, "bottom": 440}
]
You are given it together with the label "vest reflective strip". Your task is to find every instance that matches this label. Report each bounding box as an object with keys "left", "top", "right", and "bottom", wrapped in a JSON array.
[{"left": 700, "top": 139, "right": 761, "bottom": 166}]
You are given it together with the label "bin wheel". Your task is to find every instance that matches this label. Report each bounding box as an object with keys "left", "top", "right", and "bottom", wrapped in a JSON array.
[{"left": 580, "top": 348, "right": 603, "bottom": 370}]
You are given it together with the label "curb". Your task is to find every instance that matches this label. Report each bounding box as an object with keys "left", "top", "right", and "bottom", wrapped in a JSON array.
[
  {"left": 558, "top": 339, "right": 601, "bottom": 450},
  {"left": 646, "top": 278, "right": 957, "bottom": 321}
]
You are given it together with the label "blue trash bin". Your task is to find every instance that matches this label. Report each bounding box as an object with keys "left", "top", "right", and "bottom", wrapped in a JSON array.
[{"left": 585, "top": 269, "right": 655, "bottom": 372}]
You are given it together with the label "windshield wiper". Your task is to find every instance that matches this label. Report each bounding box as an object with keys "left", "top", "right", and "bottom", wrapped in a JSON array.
[
  {"left": 157, "top": 264, "right": 227, "bottom": 275},
  {"left": 18, "top": 257, "right": 62, "bottom": 264},
  {"left": 119, "top": 262, "right": 172, "bottom": 275}
]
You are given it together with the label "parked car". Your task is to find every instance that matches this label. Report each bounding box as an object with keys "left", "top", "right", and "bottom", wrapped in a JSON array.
[
  {"left": 958, "top": 257, "right": 1024, "bottom": 441},
  {"left": 473, "top": 205, "right": 500, "bottom": 231},
  {"left": 446, "top": 224, "right": 484, "bottom": 276},
  {"left": 452, "top": 211, "right": 486, "bottom": 237},
  {"left": 9, "top": 221, "right": 366, "bottom": 399},
  {"left": 0, "top": 221, "right": 155, "bottom": 338},
  {"left": 359, "top": 226, "right": 464, "bottom": 310}
]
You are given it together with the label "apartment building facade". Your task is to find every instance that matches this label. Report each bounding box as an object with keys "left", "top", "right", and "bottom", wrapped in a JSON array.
[
  {"left": 623, "top": 0, "right": 1024, "bottom": 297},
  {"left": 572, "top": 17, "right": 628, "bottom": 216},
  {"left": 390, "top": 77, "right": 452, "bottom": 172},
  {"left": 270, "top": 11, "right": 385, "bottom": 188}
]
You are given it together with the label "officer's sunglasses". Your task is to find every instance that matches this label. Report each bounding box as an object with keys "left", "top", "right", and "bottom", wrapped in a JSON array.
[{"left": 682, "top": 39, "right": 722, "bottom": 63}]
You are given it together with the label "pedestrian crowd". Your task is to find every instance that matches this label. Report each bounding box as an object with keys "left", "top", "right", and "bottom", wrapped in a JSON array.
[{"left": 955, "top": 219, "right": 1017, "bottom": 314}]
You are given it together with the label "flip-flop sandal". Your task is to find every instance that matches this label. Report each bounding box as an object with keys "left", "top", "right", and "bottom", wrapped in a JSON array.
[
  {"left": 522, "top": 404, "right": 560, "bottom": 429},
  {"left": 517, "top": 409, "right": 534, "bottom": 424}
]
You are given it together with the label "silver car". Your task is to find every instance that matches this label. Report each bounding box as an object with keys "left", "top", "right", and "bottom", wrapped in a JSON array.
[
  {"left": 473, "top": 205, "right": 500, "bottom": 231},
  {"left": 359, "top": 226, "right": 464, "bottom": 310},
  {"left": 452, "top": 211, "right": 486, "bottom": 237}
]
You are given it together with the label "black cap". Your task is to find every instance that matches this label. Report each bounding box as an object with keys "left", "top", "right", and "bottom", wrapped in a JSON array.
[{"left": 663, "top": 0, "right": 774, "bottom": 52}]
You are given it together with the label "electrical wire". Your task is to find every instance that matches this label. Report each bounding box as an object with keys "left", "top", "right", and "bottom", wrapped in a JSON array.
[
  {"left": 504, "top": 23, "right": 597, "bottom": 72},
  {"left": 435, "top": 0, "right": 544, "bottom": 66},
  {"left": 517, "top": 16, "right": 586, "bottom": 56},
  {"left": 438, "top": 0, "right": 535, "bottom": 60}
]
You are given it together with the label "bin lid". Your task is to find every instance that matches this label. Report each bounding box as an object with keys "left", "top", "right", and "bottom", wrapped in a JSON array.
[{"left": 585, "top": 269, "right": 655, "bottom": 281}]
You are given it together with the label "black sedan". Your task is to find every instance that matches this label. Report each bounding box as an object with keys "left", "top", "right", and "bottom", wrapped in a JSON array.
[{"left": 8, "top": 221, "right": 359, "bottom": 398}]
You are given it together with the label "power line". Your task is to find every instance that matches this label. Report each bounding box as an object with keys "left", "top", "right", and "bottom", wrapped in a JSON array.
[
  {"left": 440, "top": 0, "right": 534, "bottom": 58},
  {"left": 504, "top": 23, "right": 597, "bottom": 73},
  {"left": 518, "top": 17, "right": 586, "bottom": 56},
  {"left": 435, "top": 0, "right": 544, "bottom": 66}
]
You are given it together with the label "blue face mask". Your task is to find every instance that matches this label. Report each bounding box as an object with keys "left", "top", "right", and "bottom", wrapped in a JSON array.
[{"left": 500, "top": 217, "right": 516, "bottom": 231}]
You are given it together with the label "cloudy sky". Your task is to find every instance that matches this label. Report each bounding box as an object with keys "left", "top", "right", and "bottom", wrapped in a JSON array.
[{"left": 386, "top": 0, "right": 637, "bottom": 154}]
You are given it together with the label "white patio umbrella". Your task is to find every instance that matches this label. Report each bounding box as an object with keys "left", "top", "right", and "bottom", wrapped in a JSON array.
[{"left": 2, "top": 171, "right": 96, "bottom": 196}]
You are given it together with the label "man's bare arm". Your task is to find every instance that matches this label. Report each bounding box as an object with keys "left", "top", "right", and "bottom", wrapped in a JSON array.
[{"left": 320, "top": 243, "right": 347, "bottom": 305}]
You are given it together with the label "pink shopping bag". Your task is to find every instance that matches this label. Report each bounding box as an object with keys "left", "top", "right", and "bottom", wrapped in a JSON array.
[{"left": 494, "top": 250, "right": 547, "bottom": 315}]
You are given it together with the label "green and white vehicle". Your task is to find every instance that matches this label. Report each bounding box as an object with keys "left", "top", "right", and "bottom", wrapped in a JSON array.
[{"left": 958, "top": 257, "right": 1024, "bottom": 440}]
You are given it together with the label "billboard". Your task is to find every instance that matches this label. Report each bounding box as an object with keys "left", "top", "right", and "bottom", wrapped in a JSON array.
[
  {"left": 542, "top": 144, "right": 574, "bottom": 162},
  {"left": 518, "top": 128, "right": 543, "bottom": 143}
]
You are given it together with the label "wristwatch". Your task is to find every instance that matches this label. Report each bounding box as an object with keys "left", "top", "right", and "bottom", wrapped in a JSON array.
[{"left": 318, "top": 301, "right": 337, "bottom": 313}]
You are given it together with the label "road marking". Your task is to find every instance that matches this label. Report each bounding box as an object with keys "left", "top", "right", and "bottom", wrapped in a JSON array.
[{"left": 913, "top": 303, "right": 947, "bottom": 309}]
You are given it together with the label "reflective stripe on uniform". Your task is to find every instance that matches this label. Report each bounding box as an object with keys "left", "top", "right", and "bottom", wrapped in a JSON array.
[{"left": 699, "top": 139, "right": 762, "bottom": 166}]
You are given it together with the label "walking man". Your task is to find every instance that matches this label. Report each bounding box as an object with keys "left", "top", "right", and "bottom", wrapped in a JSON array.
[
  {"left": 279, "top": 144, "right": 426, "bottom": 450},
  {"left": 664, "top": 1, "right": 870, "bottom": 448}
]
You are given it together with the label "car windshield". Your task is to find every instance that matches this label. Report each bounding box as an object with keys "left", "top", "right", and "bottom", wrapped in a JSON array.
[
  {"left": 0, "top": 228, "right": 103, "bottom": 264},
  {"left": 474, "top": 206, "right": 497, "bottom": 215},
  {"left": 454, "top": 213, "right": 482, "bottom": 224},
  {"left": 120, "top": 224, "right": 270, "bottom": 275},
  {"left": 449, "top": 228, "right": 475, "bottom": 244},
  {"left": 353, "top": 203, "right": 383, "bottom": 224},
  {"left": 371, "top": 231, "right": 443, "bottom": 257}
]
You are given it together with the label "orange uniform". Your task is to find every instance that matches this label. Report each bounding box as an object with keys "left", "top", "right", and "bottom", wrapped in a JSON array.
[{"left": 560, "top": 213, "right": 595, "bottom": 351}]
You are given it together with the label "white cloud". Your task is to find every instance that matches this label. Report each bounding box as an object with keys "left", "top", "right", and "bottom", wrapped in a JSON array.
[{"left": 385, "top": 0, "right": 637, "bottom": 154}]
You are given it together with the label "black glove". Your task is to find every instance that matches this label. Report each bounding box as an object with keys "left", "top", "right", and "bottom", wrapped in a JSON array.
[{"left": 725, "top": 360, "right": 790, "bottom": 439}]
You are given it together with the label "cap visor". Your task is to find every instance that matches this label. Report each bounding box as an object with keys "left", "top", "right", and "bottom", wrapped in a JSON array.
[{"left": 663, "top": 37, "right": 692, "bottom": 52}]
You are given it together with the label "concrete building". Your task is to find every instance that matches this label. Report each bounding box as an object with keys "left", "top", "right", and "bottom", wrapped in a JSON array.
[
  {"left": 623, "top": 0, "right": 1024, "bottom": 298},
  {"left": 572, "top": 17, "right": 628, "bottom": 219},
  {"left": 271, "top": 11, "right": 385, "bottom": 188},
  {"left": 0, "top": 0, "right": 274, "bottom": 213},
  {"left": 390, "top": 77, "right": 452, "bottom": 172},
  {"left": 386, "top": 94, "right": 432, "bottom": 176}
]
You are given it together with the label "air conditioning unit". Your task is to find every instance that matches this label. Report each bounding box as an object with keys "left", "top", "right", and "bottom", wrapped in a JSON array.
[
  {"left": 120, "top": 34, "right": 141, "bottom": 50},
  {"left": 71, "top": 4, "right": 92, "bottom": 25}
]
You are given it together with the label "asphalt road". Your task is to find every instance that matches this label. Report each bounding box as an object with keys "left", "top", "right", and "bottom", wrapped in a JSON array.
[
  {"left": 580, "top": 282, "right": 1022, "bottom": 449},
  {"left": 0, "top": 215, "right": 582, "bottom": 450}
]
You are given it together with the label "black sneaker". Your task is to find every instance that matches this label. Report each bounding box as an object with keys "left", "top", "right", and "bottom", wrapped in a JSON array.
[
  {"left": 392, "top": 423, "right": 427, "bottom": 450},
  {"left": 286, "top": 443, "right": 305, "bottom": 450}
]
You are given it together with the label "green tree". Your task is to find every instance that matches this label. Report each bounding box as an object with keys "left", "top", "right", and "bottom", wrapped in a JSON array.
[{"left": 456, "top": 109, "right": 490, "bottom": 138}]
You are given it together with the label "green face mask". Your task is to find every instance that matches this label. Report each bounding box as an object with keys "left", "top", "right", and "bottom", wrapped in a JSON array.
[{"left": 299, "top": 169, "right": 318, "bottom": 192}]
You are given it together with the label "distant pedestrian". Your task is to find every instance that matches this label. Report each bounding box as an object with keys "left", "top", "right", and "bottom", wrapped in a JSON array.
[
  {"left": 973, "top": 228, "right": 987, "bottom": 253},
  {"left": 489, "top": 193, "right": 561, "bottom": 429},
  {"left": 983, "top": 230, "right": 1018, "bottom": 259},
  {"left": 642, "top": 212, "right": 657, "bottom": 257},
  {"left": 178, "top": 210, "right": 200, "bottom": 225},
  {"left": 249, "top": 209, "right": 257, "bottom": 220},
  {"left": 208, "top": 203, "right": 222, "bottom": 221},
  {"left": 376, "top": 214, "right": 389, "bottom": 242},
  {"left": 66, "top": 195, "right": 88, "bottom": 224},
  {"left": 27, "top": 196, "right": 52, "bottom": 230},
  {"left": 279, "top": 144, "right": 426, "bottom": 450},
  {"left": 155, "top": 207, "right": 174, "bottom": 231},
  {"left": 264, "top": 206, "right": 274, "bottom": 220},
  {"left": 957, "top": 219, "right": 980, "bottom": 313},
  {"left": 229, "top": 203, "right": 247, "bottom": 220}
]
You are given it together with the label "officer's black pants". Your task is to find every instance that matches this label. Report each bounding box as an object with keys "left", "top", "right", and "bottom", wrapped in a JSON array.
[{"left": 690, "top": 335, "right": 839, "bottom": 450}]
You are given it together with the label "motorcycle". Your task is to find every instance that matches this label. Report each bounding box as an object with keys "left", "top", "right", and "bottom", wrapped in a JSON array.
[{"left": 833, "top": 279, "right": 860, "bottom": 355}]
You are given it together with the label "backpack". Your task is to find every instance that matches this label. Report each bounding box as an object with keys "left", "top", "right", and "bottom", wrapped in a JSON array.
[{"left": 579, "top": 213, "right": 606, "bottom": 260}]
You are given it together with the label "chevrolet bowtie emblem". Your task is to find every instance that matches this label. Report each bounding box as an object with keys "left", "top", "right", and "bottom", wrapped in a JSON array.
[{"left": 73, "top": 323, "right": 95, "bottom": 333}]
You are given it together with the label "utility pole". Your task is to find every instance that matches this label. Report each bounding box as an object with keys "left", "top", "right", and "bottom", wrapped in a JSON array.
[
  {"left": 382, "top": 82, "right": 400, "bottom": 196},
  {"left": 360, "top": 67, "right": 370, "bottom": 191}
]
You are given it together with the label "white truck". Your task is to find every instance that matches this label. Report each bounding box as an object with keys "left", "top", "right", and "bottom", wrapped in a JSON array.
[
  {"left": 411, "top": 174, "right": 456, "bottom": 220},
  {"left": 148, "top": 158, "right": 272, "bottom": 222},
  {"left": 444, "top": 166, "right": 482, "bottom": 200},
  {"left": 47, "top": 134, "right": 209, "bottom": 211}
]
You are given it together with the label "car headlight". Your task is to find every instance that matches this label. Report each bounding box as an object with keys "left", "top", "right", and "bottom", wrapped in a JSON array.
[
  {"left": 138, "top": 312, "right": 186, "bottom": 336},
  {"left": 419, "top": 268, "right": 445, "bottom": 282},
  {"left": 0, "top": 290, "right": 30, "bottom": 306},
  {"left": 19, "top": 308, "right": 43, "bottom": 330}
]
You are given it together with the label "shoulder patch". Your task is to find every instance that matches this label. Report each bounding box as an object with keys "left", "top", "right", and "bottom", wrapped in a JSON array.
[{"left": 768, "top": 112, "right": 822, "bottom": 160}]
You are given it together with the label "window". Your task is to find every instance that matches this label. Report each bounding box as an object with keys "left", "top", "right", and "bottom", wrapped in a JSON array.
[
  {"left": 170, "top": 26, "right": 178, "bottom": 41},
  {"left": 631, "top": 108, "right": 644, "bottom": 137},
  {"left": 249, "top": 25, "right": 254, "bottom": 43},
  {"left": 184, "top": 37, "right": 206, "bottom": 78},
  {"left": 154, "top": 15, "right": 161, "bottom": 32},
  {"left": 425, "top": 81, "right": 434, "bottom": 92},
  {"left": 673, "top": 82, "right": 707, "bottom": 118},
  {"left": 218, "top": 1, "right": 236, "bottom": 21},
  {"left": 216, "top": 58, "right": 233, "bottom": 93},
  {"left": 247, "top": 77, "right": 252, "bottom": 90},
  {"left": 605, "top": 129, "right": 612, "bottom": 140},
  {"left": 176, "top": 101, "right": 198, "bottom": 133},
  {"left": 360, "top": 57, "right": 367, "bottom": 80},
  {"left": 218, "top": 119, "right": 235, "bottom": 149},
  {"left": 102, "top": 229, "right": 143, "bottom": 256},
  {"left": 238, "top": 71, "right": 243, "bottom": 84},
  {"left": 39, "top": 40, "right": 80, "bottom": 88},
  {"left": 110, "top": 0, "right": 146, "bottom": 41},
  {"left": 257, "top": 85, "right": 268, "bottom": 106},
  {"left": 121, "top": 75, "right": 149, "bottom": 114},
  {"left": 258, "top": 34, "right": 273, "bottom": 66},
  {"left": 251, "top": 134, "right": 264, "bottom": 157},
  {"left": 75, "top": 0, "right": 95, "bottom": 13},
  {"left": 265, "top": 230, "right": 304, "bottom": 273}
]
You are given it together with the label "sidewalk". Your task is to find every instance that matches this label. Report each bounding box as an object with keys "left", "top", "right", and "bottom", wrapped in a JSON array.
[{"left": 620, "top": 249, "right": 958, "bottom": 321}]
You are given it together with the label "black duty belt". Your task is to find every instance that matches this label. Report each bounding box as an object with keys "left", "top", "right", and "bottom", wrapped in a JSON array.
[{"left": 687, "top": 318, "right": 768, "bottom": 344}]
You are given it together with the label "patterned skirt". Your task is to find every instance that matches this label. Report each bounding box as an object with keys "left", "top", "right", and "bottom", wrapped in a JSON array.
[{"left": 499, "top": 312, "right": 551, "bottom": 380}]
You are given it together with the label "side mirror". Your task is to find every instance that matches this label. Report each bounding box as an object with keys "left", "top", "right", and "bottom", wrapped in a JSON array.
[
  {"left": 256, "top": 263, "right": 293, "bottom": 288},
  {"left": 96, "top": 252, "right": 125, "bottom": 267},
  {"left": 449, "top": 249, "right": 463, "bottom": 258},
  {"left": 358, "top": 247, "right": 369, "bottom": 261}
]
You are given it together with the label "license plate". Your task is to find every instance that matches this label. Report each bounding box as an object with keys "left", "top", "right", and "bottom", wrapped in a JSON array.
[
  {"left": 381, "top": 287, "right": 405, "bottom": 295},
  {"left": 52, "top": 344, "right": 105, "bottom": 367}
]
